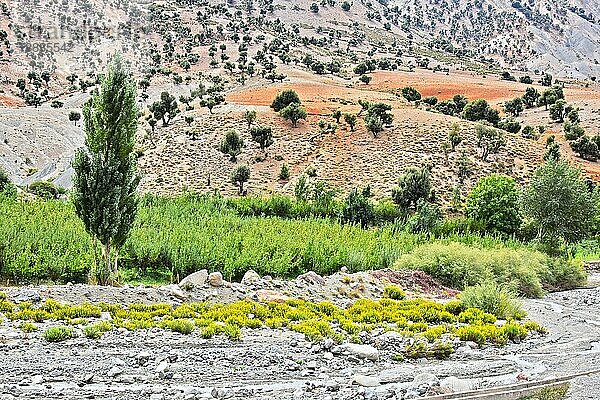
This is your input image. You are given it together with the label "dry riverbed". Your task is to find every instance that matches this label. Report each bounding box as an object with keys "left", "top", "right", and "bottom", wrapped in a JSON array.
[{"left": 0, "top": 270, "right": 597, "bottom": 400}]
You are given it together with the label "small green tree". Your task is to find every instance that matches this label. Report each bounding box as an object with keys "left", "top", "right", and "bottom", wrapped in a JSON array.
[
  {"left": 244, "top": 110, "right": 257, "bottom": 129},
  {"left": 271, "top": 89, "right": 300, "bottom": 112},
  {"left": 359, "top": 75, "right": 372, "bottom": 85},
  {"left": 332, "top": 110, "right": 342, "bottom": 123},
  {"left": 476, "top": 124, "right": 506, "bottom": 161},
  {"left": 0, "top": 166, "right": 14, "bottom": 195},
  {"left": 278, "top": 163, "right": 290, "bottom": 180},
  {"left": 69, "top": 111, "right": 81, "bottom": 126},
  {"left": 341, "top": 188, "right": 374, "bottom": 228},
  {"left": 504, "top": 98, "right": 523, "bottom": 117},
  {"left": 231, "top": 165, "right": 250, "bottom": 195},
  {"left": 522, "top": 87, "right": 539, "bottom": 108},
  {"left": 466, "top": 175, "right": 521, "bottom": 236},
  {"left": 549, "top": 99, "right": 567, "bottom": 123},
  {"left": 279, "top": 103, "right": 307, "bottom": 127},
  {"left": 449, "top": 123, "right": 462, "bottom": 151},
  {"left": 220, "top": 129, "right": 244, "bottom": 161},
  {"left": 522, "top": 160, "right": 599, "bottom": 244},
  {"left": 72, "top": 54, "right": 140, "bottom": 284},
  {"left": 365, "top": 114, "right": 383, "bottom": 137},
  {"left": 401, "top": 86, "right": 421, "bottom": 102},
  {"left": 463, "top": 99, "right": 499, "bottom": 125},
  {"left": 150, "top": 91, "right": 179, "bottom": 126},
  {"left": 250, "top": 125, "right": 274, "bottom": 151},
  {"left": 344, "top": 113, "right": 357, "bottom": 131},
  {"left": 392, "top": 167, "right": 431, "bottom": 210}
]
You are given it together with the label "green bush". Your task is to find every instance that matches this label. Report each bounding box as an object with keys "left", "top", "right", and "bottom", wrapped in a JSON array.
[
  {"left": 466, "top": 175, "right": 521, "bottom": 236},
  {"left": 460, "top": 281, "right": 524, "bottom": 320},
  {"left": 271, "top": 89, "right": 301, "bottom": 112},
  {"left": 43, "top": 326, "right": 74, "bottom": 342},
  {"left": 383, "top": 285, "right": 406, "bottom": 300},
  {"left": 393, "top": 242, "right": 584, "bottom": 297},
  {"left": 28, "top": 181, "right": 60, "bottom": 200}
]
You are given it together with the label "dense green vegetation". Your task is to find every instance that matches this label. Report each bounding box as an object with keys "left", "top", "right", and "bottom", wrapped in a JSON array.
[{"left": 0, "top": 192, "right": 592, "bottom": 297}]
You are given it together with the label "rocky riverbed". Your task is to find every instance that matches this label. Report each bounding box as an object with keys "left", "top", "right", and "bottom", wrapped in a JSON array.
[{"left": 0, "top": 270, "right": 598, "bottom": 400}]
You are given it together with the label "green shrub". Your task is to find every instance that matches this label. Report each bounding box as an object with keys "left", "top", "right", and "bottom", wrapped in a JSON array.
[
  {"left": 83, "top": 321, "right": 113, "bottom": 339},
  {"left": 20, "top": 322, "right": 38, "bottom": 332},
  {"left": 43, "top": 326, "right": 74, "bottom": 342},
  {"left": 466, "top": 175, "right": 521, "bottom": 236},
  {"left": 393, "top": 242, "right": 579, "bottom": 297},
  {"left": 460, "top": 282, "right": 524, "bottom": 320},
  {"left": 161, "top": 319, "right": 195, "bottom": 334},
  {"left": 501, "top": 321, "right": 528, "bottom": 341},
  {"left": 28, "top": 181, "right": 60, "bottom": 200},
  {"left": 383, "top": 285, "right": 406, "bottom": 300}
]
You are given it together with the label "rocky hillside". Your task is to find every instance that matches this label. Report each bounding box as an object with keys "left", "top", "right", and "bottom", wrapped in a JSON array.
[{"left": 0, "top": 0, "right": 599, "bottom": 199}]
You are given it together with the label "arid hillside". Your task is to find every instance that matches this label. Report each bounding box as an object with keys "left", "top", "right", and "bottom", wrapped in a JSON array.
[{"left": 0, "top": 0, "right": 599, "bottom": 201}]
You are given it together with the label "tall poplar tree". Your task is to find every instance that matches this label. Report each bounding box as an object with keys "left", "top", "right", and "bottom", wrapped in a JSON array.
[{"left": 72, "top": 54, "right": 140, "bottom": 284}]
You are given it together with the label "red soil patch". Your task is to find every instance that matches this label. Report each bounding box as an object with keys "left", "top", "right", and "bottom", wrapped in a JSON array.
[
  {"left": 0, "top": 95, "right": 23, "bottom": 107},
  {"left": 369, "top": 70, "right": 529, "bottom": 104}
]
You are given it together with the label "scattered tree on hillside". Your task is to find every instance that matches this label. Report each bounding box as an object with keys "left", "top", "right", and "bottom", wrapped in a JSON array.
[
  {"left": 72, "top": 54, "right": 140, "bottom": 285},
  {"left": 341, "top": 188, "right": 374, "bottom": 228},
  {"left": 449, "top": 123, "right": 462, "bottom": 151},
  {"left": 504, "top": 97, "right": 523, "bottom": 117},
  {"left": 392, "top": 167, "right": 431, "bottom": 210},
  {"left": 466, "top": 175, "right": 521, "bottom": 236},
  {"left": 69, "top": 111, "right": 81, "bottom": 126},
  {"left": 150, "top": 91, "right": 179, "bottom": 126},
  {"left": 344, "top": 113, "right": 357, "bottom": 131},
  {"left": 220, "top": 129, "right": 244, "bottom": 161},
  {"left": 250, "top": 125, "right": 274, "bottom": 152},
  {"left": 365, "top": 115, "right": 383, "bottom": 137},
  {"left": 332, "top": 109, "right": 342, "bottom": 124},
  {"left": 476, "top": 124, "right": 506, "bottom": 161},
  {"left": 244, "top": 110, "right": 257, "bottom": 129},
  {"left": 280, "top": 103, "right": 307, "bottom": 127},
  {"left": 401, "top": 86, "right": 421, "bottom": 102},
  {"left": 463, "top": 99, "right": 499, "bottom": 126},
  {"left": 271, "top": 89, "right": 300, "bottom": 112},
  {"left": 522, "top": 87, "right": 540, "bottom": 108},
  {"left": 231, "top": 165, "right": 250, "bottom": 195}
]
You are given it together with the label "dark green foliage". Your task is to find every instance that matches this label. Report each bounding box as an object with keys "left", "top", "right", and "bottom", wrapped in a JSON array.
[
  {"left": 449, "top": 123, "right": 462, "bottom": 150},
  {"left": 498, "top": 117, "right": 521, "bottom": 133},
  {"left": 452, "top": 95, "right": 468, "bottom": 113},
  {"left": 220, "top": 130, "right": 244, "bottom": 161},
  {"left": 476, "top": 124, "right": 506, "bottom": 161},
  {"left": 504, "top": 98, "right": 523, "bottom": 117},
  {"left": 359, "top": 75, "right": 372, "bottom": 84},
  {"left": 250, "top": 125, "right": 274, "bottom": 151},
  {"left": 150, "top": 91, "right": 179, "bottom": 126},
  {"left": 280, "top": 103, "right": 307, "bottom": 127},
  {"left": 401, "top": 86, "right": 421, "bottom": 102},
  {"left": 564, "top": 122, "right": 585, "bottom": 141},
  {"left": 0, "top": 167, "right": 12, "bottom": 194},
  {"left": 28, "top": 181, "right": 59, "bottom": 200},
  {"left": 271, "top": 89, "right": 300, "bottom": 112},
  {"left": 231, "top": 165, "right": 251, "bottom": 195},
  {"left": 341, "top": 188, "right": 374, "bottom": 228},
  {"left": 522, "top": 160, "right": 599, "bottom": 244},
  {"left": 72, "top": 54, "right": 140, "bottom": 284},
  {"left": 392, "top": 167, "right": 431, "bottom": 210},
  {"left": 549, "top": 99, "right": 567, "bottom": 122},
  {"left": 365, "top": 102, "right": 393, "bottom": 126},
  {"left": 422, "top": 96, "right": 438, "bottom": 106},
  {"left": 466, "top": 175, "right": 521, "bottom": 236},
  {"left": 343, "top": 113, "right": 357, "bottom": 131},
  {"left": 522, "top": 87, "right": 540, "bottom": 108},
  {"left": 332, "top": 110, "right": 342, "bottom": 123},
  {"left": 435, "top": 100, "right": 456, "bottom": 116},
  {"left": 407, "top": 199, "right": 441, "bottom": 234},
  {"left": 278, "top": 164, "right": 290, "bottom": 180},
  {"left": 463, "top": 99, "right": 499, "bottom": 125},
  {"left": 365, "top": 114, "right": 383, "bottom": 137}
]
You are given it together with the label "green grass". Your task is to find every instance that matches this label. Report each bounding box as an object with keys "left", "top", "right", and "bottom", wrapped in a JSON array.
[{"left": 0, "top": 194, "right": 589, "bottom": 295}]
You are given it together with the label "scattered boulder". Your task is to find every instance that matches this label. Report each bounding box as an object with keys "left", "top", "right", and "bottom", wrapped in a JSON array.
[
  {"left": 439, "top": 376, "right": 471, "bottom": 393},
  {"left": 253, "top": 289, "right": 290, "bottom": 303},
  {"left": 10, "top": 289, "right": 41, "bottom": 303},
  {"left": 332, "top": 343, "right": 379, "bottom": 361},
  {"left": 179, "top": 270, "right": 209, "bottom": 288},
  {"left": 107, "top": 366, "right": 123, "bottom": 378},
  {"left": 241, "top": 270, "right": 261, "bottom": 285},
  {"left": 298, "top": 271, "right": 325, "bottom": 285},
  {"left": 158, "top": 284, "right": 188, "bottom": 301},
  {"left": 208, "top": 272, "right": 224, "bottom": 287},
  {"left": 352, "top": 374, "right": 380, "bottom": 387}
]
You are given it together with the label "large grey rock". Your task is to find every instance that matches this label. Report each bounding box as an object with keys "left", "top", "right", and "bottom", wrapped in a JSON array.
[
  {"left": 378, "top": 366, "right": 416, "bottom": 384},
  {"left": 208, "top": 271, "right": 224, "bottom": 287},
  {"left": 159, "top": 284, "right": 188, "bottom": 300},
  {"left": 179, "top": 270, "right": 209, "bottom": 288},
  {"left": 332, "top": 343, "right": 379, "bottom": 361},
  {"left": 440, "top": 376, "right": 471, "bottom": 393},
  {"left": 411, "top": 373, "right": 439, "bottom": 391},
  {"left": 352, "top": 374, "right": 380, "bottom": 387},
  {"left": 298, "top": 271, "right": 325, "bottom": 285},
  {"left": 241, "top": 270, "right": 261, "bottom": 285}
]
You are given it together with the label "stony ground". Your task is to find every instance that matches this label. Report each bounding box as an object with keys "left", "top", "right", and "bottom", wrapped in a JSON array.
[{"left": 0, "top": 271, "right": 598, "bottom": 400}]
